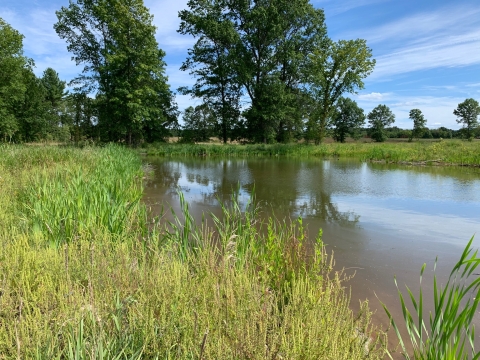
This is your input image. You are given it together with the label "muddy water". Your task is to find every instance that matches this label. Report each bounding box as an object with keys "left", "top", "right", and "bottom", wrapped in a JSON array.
[{"left": 143, "top": 157, "right": 480, "bottom": 354}]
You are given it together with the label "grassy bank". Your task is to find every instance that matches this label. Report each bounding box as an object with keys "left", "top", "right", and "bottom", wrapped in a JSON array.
[
  {"left": 143, "top": 140, "right": 480, "bottom": 166},
  {"left": 0, "top": 145, "right": 387, "bottom": 359}
]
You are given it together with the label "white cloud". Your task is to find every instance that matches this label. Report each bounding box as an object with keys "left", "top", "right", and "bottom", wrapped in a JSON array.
[
  {"left": 356, "top": 92, "right": 388, "bottom": 101},
  {"left": 146, "top": 0, "right": 195, "bottom": 53},
  {"left": 313, "top": 0, "right": 389, "bottom": 16},
  {"left": 353, "top": 5, "right": 480, "bottom": 46},
  {"left": 371, "top": 31, "right": 480, "bottom": 79},
  {"left": 339, "top": 4, "right": 480, "bottom": 79}
]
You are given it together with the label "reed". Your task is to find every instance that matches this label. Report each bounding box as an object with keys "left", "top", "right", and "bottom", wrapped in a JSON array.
[{"left": 382, "top": 236, "right": 480, "bottom": 359}]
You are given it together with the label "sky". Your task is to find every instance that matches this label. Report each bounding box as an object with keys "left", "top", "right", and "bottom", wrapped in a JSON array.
[{"left": 1, "top": 0, "right": 479, "bottom": 129}]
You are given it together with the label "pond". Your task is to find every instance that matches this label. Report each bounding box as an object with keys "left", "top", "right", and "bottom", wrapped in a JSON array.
[{"left": 143, "top": 157, "right": 480, "bottom": 347}]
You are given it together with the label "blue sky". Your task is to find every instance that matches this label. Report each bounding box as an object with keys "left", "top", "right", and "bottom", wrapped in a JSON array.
[{"left": 2, "top": 0, "right": 479, "bottom": 129}]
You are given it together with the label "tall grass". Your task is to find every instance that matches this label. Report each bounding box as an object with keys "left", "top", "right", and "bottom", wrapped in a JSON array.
[
  {"left": 143, "top": 140, "right": 480, "bottom": 166},
  {"left": 0, "top": 144, "right": 387, "bottom": 359},
  {"left": 382, "top": 236, "right": 480, "bottom": 359}
]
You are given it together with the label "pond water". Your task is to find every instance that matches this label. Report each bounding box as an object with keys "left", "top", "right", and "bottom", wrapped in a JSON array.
[{"left": 143, "top": 157, "right": 480, "bottom": 351}]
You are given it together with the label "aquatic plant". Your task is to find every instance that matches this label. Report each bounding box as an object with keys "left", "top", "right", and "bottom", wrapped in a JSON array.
[{"left": 382, "top": 236, "right": 480, "bottom": 360}]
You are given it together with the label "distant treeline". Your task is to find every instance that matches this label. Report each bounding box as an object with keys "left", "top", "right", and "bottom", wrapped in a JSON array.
[{"left": 1, "top": 0, "right": 479, "bottom": 145}]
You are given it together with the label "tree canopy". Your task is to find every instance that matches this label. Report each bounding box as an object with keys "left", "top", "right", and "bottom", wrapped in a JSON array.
[
  {"left": 54, "top": 0, "right": 177, "bottom": 144},
  {"left": 331, "top": 97, "right": 365, "bottom": 143},
  {"left": 368, "top": 104, "right": 395, "bottom": 142},
  {"left": 409, "top": 108, "right": 427, "bottom": 140},
  {"left": 453, "top": 98, "right": 480, "bottom": 139},
  {"left": 305, "top": 39, "right": 375, "bottom": 144}
]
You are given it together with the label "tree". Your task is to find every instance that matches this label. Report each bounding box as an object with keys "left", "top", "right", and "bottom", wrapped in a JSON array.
[
  {"left": 178, "top": 0, "right": 242, "bottom": 144},
  {"left": 234, "top": 0, "right": 328, "bottom": 143},
  {"left": 331, "top": 97, "right": 365, "bottom": 143},
  {"left": 409, "top": 108, "right": 427, "bottom": 140},
  {"left": 305, "top": 39, "right": 375, "bottom": 144},
  {"left": 41, "top": 68, "right": 67, "bottom": 108},
  {"left": 453, "top": 98, "right": 480, "bottom": 139},
  {"left": 368, "top": 104, "right": 395, "bottom": 142},
  {"left": 54, "top": 0, "right": 176, "bottom": 144},
  {"left": 181, "top": 104, "right": 215, "bottom": 143},
  {"left": 0, "top": 18, "right": 31, "bottom": 142},
  {"left": 178, "top": 0, "right": 328, "bottom": 144}
]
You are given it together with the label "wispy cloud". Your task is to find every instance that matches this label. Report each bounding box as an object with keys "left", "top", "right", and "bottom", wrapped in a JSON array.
[
  {"left": 340, "top": 4, "right": 480, "bottom": 79},
  {"left": 356, "top": 92, "right": 390, "bottom": 101},
  {"left": 313, "top": 0, "right": 389, "bottom": 16},
  {"left": 146, "top": 0, "right": 195, "bottom": 53},
  {"left": 1, "top": 6, "right": 79, "bottom": 79}
]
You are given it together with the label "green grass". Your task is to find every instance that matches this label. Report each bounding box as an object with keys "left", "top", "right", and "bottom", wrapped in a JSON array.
[
  {"left": 382, "top": 237, "right": 480, "bottom": 360},
  {"left": 142, "top": 140, "right": 480, "bottom": 166},
  {"left": 0, "top": 144, "right": 387, "bottom": 359}
]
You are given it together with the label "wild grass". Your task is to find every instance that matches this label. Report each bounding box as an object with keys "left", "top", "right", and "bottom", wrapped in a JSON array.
[
  {"left": 142, "top": 140, "right": 480, "bottom": 166},
  {"left": 0, "top": 144, "right": 387, "bottom": 359},
  {"left": 382, "top": 236, "right": 480, "bottom": 360}
]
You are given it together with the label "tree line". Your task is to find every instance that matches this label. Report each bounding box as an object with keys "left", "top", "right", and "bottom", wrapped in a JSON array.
[{"left": 1, "top": 0, "right": 479, "bottom": 144}]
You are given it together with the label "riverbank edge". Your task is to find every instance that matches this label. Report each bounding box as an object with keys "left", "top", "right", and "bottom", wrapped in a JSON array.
[
  {"left": 0, "top": 145, "right": 388, "bottom": 359},
  {"left": 141, "top": 141, "right": 480, "bottom": 167}
]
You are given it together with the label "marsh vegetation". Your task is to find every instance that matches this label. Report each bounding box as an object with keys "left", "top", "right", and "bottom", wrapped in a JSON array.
[{"left": 0, "top": 145, "right": 389, "bottom": 359}]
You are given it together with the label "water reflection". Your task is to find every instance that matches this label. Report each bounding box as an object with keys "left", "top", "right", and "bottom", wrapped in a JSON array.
[
  {"left": 143, "top": 156, "right": 480, "bottom": 352},
  {"left": 144, "top": 158, "right": 361, "bottom": 226}
]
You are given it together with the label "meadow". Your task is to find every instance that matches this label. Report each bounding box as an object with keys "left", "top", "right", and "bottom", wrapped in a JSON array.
[
  {"left": 2, "top": 144, "right": 480, "bottom": 359},
  {"left": 0, "top": 145, "right": 387, "bottom": 359},
  {"left": 143, "top": 140, "right": 480, "bottom": 166}
]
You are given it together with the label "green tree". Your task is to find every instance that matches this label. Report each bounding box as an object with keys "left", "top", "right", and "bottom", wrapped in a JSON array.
[
  {"left": 233, "top": 0, "right": 328, "bottom": 143},
  {"left": 65, "top": 93, "right": 98, "bottom": 143},
  {"left": 178, "top": 0, "right": 328, "bottom": 144},
  {"left": 453, "top": 98, "right": 480, "bottom": 139},
  {"left": 305, "top": 39, "right": 375, "bottom": 144},
  {"left": 409, "top": 108, "right": 427, "bottom": 140},
  {"left": 41, "top": 68, "right": 67, "bottom": 107},
  {"left": 178, "top": 0, "right": 242, "bottom": 144},
  {"left": 331, "top": 97, "right": 365, "bottom": 143},
  {"left": 54, "top": 0, "right": 176, "bottom": 144},
  {"left": 14, "top": 69, "right": 51, "bottom": 142},
  {"left": 181, "top": 104, "right": 215, "bottom": 143},
  {"left": 368, "top": 104, "right": 395, "bottom": 142},
  {"left": 0, "top": 18, "right": 31, "bottom": 142}
]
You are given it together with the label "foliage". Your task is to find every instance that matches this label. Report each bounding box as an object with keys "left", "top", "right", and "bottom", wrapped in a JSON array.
[
  {"left": 453, "top": 98, "right": 480, "bottom": 140},
  {"left": 178, "top": 0, "right": 329, "bottom": 144},
  {"left": 0, "top": 17, "right": 30, "bottom": 141},
  {"left": 409, "top": 109, "right": 428, "bottom": 140},
  {"left": 0, "top": 19, "right": 73, "bottom": 143},
  {"left": 331, "top": 97, "right": 366, "bottom": 142},
  {"left": 368, "top": 104, "right": 395, "bottom": 142},
  {"left": 143, "top": 139, "right": 480, "bottom": 166},
  {"left": 178, "top": 0, "right": 242, "bottom": 144},
  {"left": 181, "top": 104, "right": 215, "bottom": 143},
  {"left": 0, "top": 145, "right": 387, "bottom": 359},
  {"left": 305, "top": 39, "right": 375, "bottom": 143},
  {"left": 382, "top": 237, "right": 480, "bottom": 360},
  {"left": 54, "top": 0, "right": 177, "bottom": 144}
]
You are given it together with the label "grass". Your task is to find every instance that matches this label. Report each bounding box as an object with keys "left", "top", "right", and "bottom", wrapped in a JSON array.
[
  {"left": 0, "top": 144, "right": 387, "bottom": 359},
  {"left": 142, "top": 140, "right": 480, "bottom": 166},
  {"left": 382, "top": 236, "right": 480, "bottom": 359}
]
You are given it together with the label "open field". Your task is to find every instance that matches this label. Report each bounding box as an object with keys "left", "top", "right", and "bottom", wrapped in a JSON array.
[
  {"left": 0, "top": 145, "right": 387, "bottom": 359},
  {"left": 143, "top": 140, "right": 480, "bottom": 166}
]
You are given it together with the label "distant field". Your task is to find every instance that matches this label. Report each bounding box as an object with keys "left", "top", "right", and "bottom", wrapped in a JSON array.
[{"left": 143, "top": 139, "right": 480, "bottom": 166}]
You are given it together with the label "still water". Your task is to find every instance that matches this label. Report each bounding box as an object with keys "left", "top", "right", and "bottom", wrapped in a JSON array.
[{"left": 143, "top": 157, "right": 480, "bottom": 345}]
